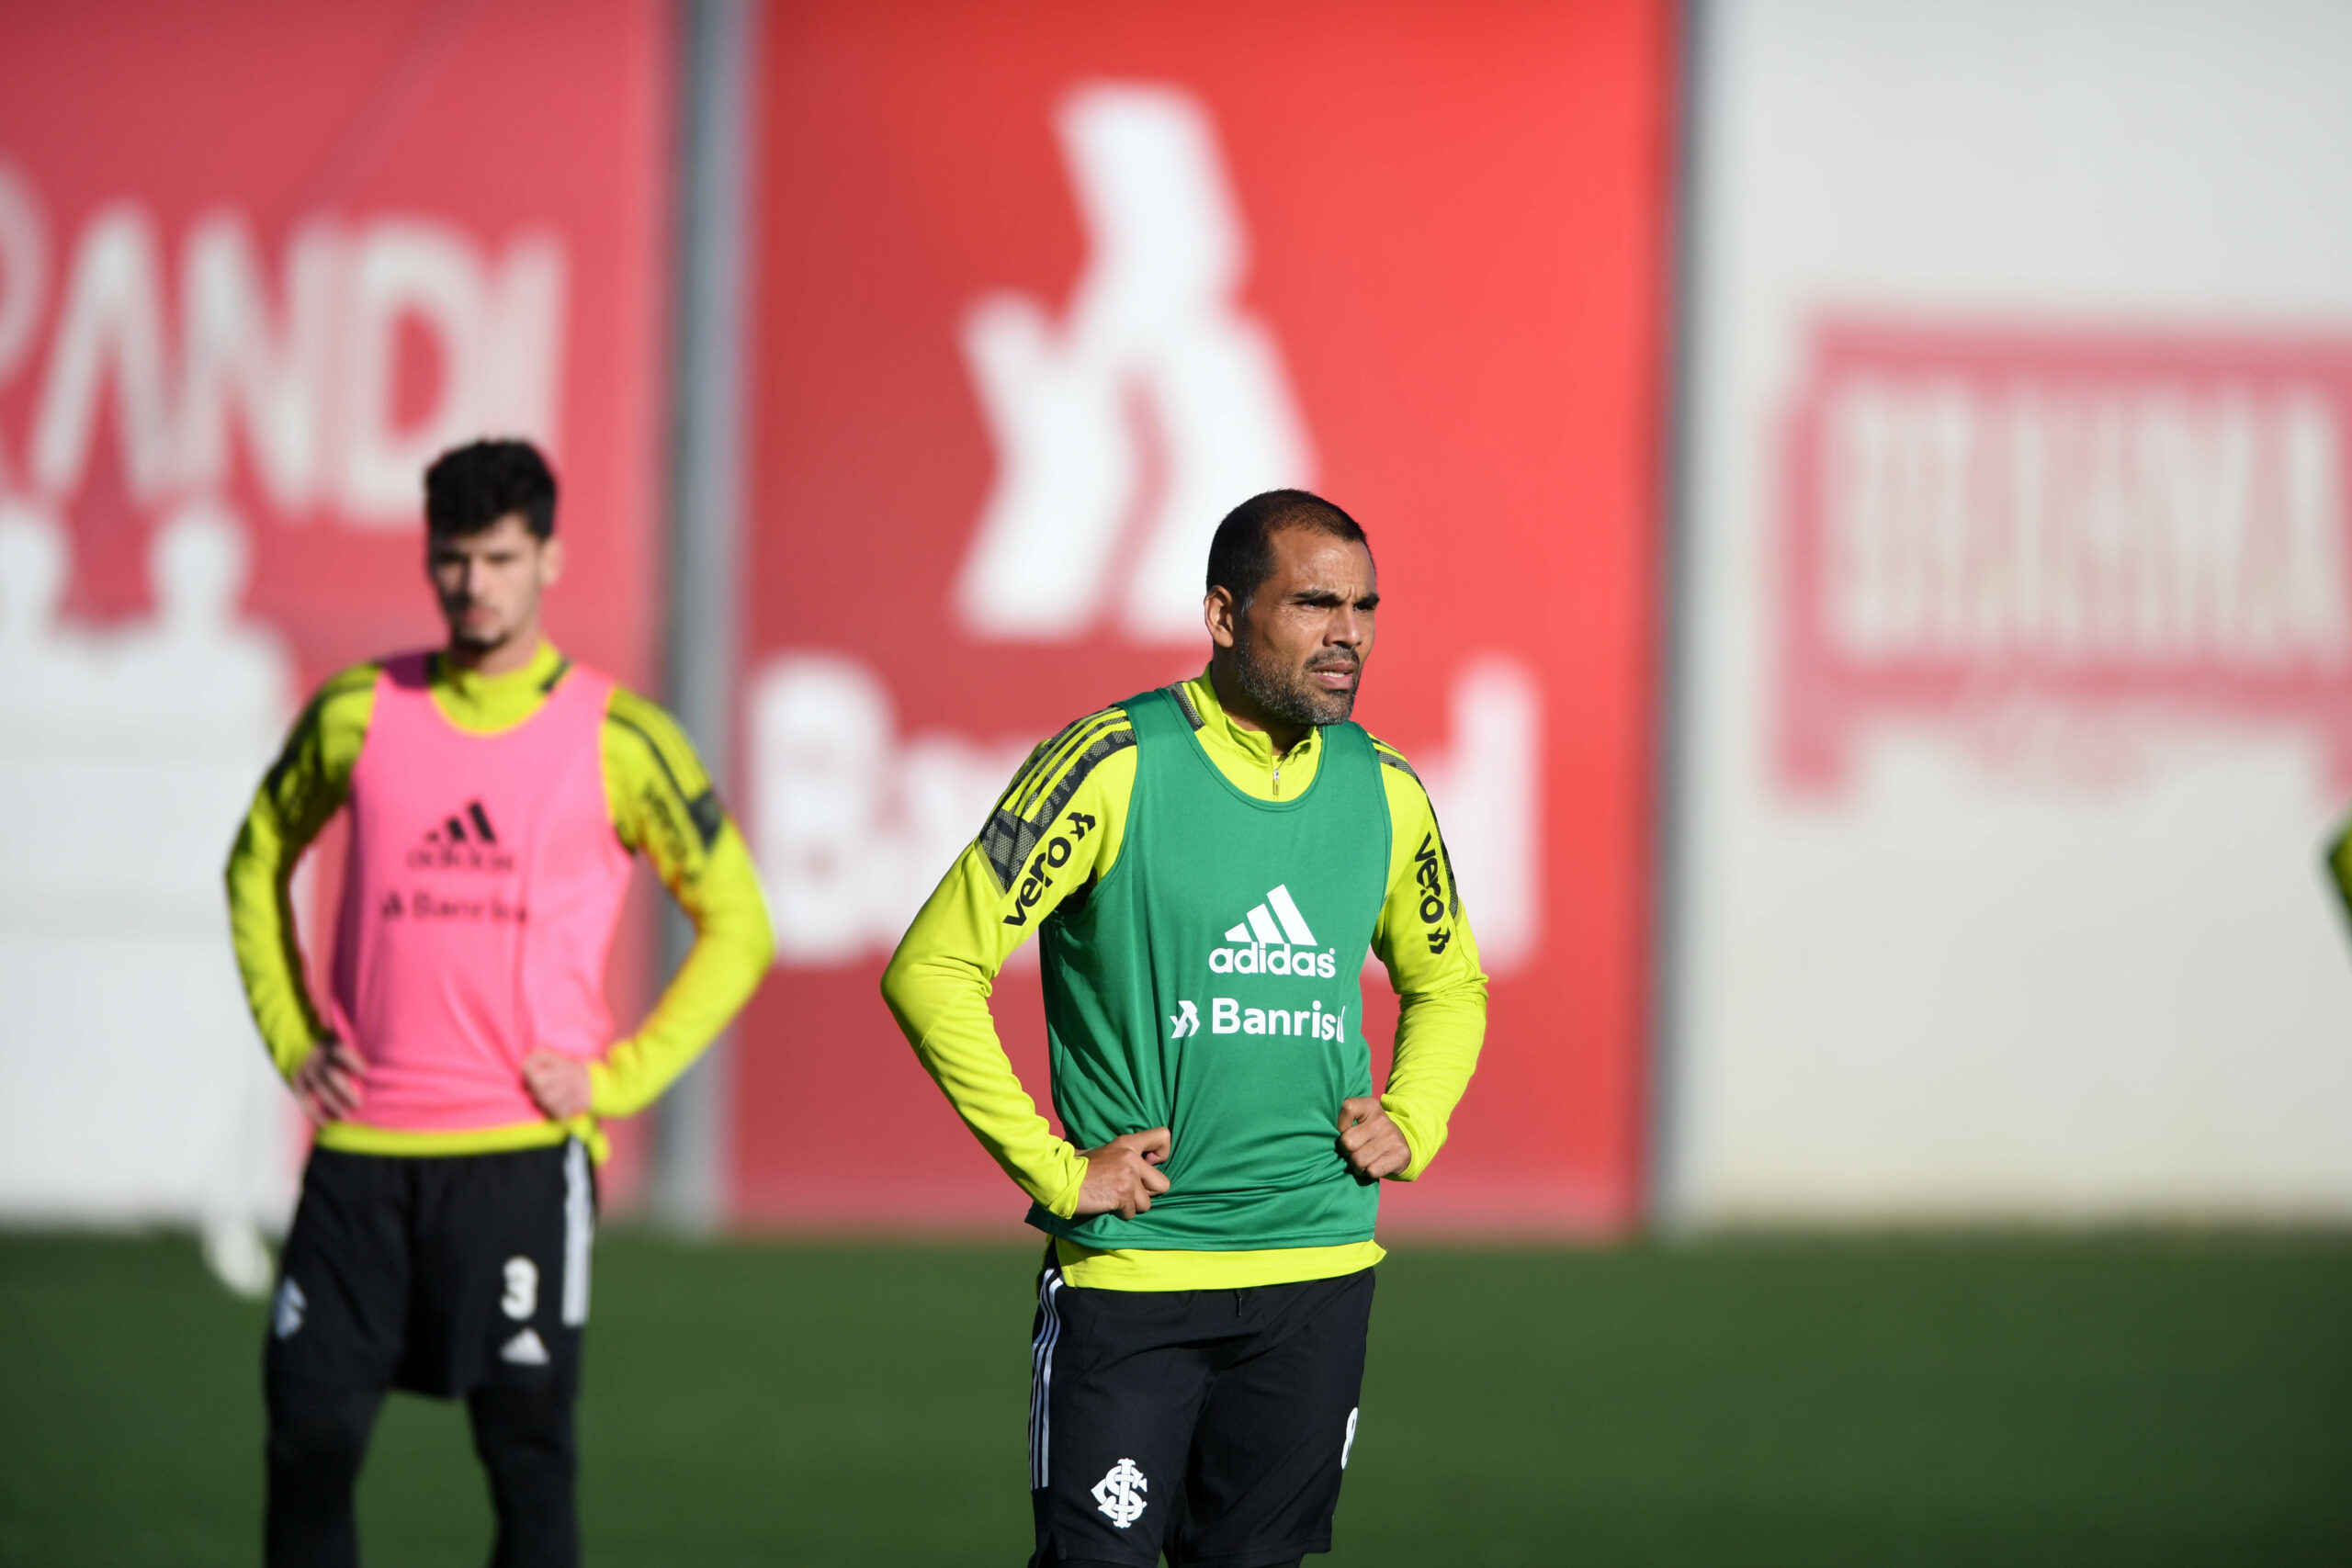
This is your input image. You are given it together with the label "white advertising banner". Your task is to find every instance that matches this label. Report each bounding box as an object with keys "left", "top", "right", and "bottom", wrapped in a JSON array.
[{"left": 1671, "top": 0, "right": 2352, "bottom": 1220}]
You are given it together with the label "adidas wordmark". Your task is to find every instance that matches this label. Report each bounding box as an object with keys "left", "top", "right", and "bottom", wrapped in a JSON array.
[{"left": 1210, "top": 885, "right": 1338, "bottom": 977}]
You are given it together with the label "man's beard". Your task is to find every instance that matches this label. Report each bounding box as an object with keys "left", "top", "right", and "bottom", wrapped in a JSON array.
[{"left": 1231, "top": 633, "right": 1359, "bottom": 729}]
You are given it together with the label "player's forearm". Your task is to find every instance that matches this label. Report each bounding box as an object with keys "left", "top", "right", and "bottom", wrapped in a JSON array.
[
  {"left": 1353, "top": 785, "right": 1487, "bottom": 1178},
  {"left": 1366, "top": 773, "right": 1487, "bottom": 1179},
  {"left": 228, "top": 671, "right": 371, "bottom": 1082},
  {"left": 881, "top": 943, "right": 1088, "bottom": 1217},
  {"left": 224, "top": 803, "right": 331, "bottom": 1082},
  {"left": 590, "top": 834, "right": 775, "bottom": 1118},
  {"left": 878, "top": 758, "right": 1120, "bottom": 1215},
  {"left": 1379, "top": 970, "right": 1488, "bottom": 1181}
]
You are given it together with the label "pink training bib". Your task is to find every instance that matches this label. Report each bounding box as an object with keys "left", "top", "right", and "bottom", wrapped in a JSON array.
[{"left": 329, "top": 652, "right": 632, "bottom": 1134}]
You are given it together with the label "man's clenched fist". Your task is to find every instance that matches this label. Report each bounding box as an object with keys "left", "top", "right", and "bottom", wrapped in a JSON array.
[
  {"left": 1338, "top": 1097, "right": 1412, "bottom": 1179},
  {"left": 293, "top": 1037, "right": 368, "bottom": 1126},
  {"left": 523, "top": 1051, "right": 594, "bottom": 1120}
]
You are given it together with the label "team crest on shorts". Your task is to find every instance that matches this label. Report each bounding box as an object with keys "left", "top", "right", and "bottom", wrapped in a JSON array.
[
  {"left": 272, "top": 1277, "right": 307, "bottom": 1339},
  {"left": 1091, "top": 1458, "right": 1149, "bottom": 1529}
]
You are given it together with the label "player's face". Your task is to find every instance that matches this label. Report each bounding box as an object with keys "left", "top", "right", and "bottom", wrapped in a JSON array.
[
  {"left": 1220, "top": 527, "right": 1379, "bottom": 728},
  {"left": 427, "top": 513, "right": 562, "bottom": 655}
]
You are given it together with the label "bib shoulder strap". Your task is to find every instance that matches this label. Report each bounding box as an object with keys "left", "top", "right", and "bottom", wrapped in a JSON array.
[
  {"left": 1120, "top": 685, "right": 1191, "bottom": 749},
  {"left": 1319, "top": 718, "right": 1379, "bottom": 771},
  {"left": 555, "top": 660, "right": 616, "bottom": 712},
  {"left": 377, "top": 649, "right": 435, "bottom": 696}
]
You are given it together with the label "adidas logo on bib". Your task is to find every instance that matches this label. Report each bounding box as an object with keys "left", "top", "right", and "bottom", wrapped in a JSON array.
[
  {"left": 1210, "top": 885, "right": 1338, "bottom": 977},
  {"left": 406, "top": 799, "right": 515, "bottom": 874}
]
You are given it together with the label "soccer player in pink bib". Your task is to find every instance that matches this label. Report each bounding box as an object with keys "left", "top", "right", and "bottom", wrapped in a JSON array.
[{"left": 224, "top": 440, "right": 775, "bottom": 1568}]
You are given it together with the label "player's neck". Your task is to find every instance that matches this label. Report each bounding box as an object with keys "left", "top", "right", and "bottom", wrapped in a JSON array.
[
  {"left": 442, "top": 625, "right": 546, "bottom": 680},
  {"left": 1207, "top": 658, "right": 1310, "bottom": 755}
]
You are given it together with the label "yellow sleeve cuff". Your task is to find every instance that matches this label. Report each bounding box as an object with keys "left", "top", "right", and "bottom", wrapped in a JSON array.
[
  {"left": 1380, "top": 1097, "right": 1440, "bottom": 1181},
  {"left": 1035, "top": 1145, "right": 1090, "bottom": 1219},
  {"left": 277, "top": 1034, "right": 319, "bottom": 1088},
  {"left": 586, "top": 1060, "right": 627, "bottom": 1119}
]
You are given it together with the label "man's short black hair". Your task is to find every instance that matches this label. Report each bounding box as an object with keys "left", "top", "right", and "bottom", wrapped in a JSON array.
[
  {"left": 424, "top": 439, "right": 558, "bottom": 539},
  {"left": 1205, "top": 490, "right": 1371, "bottom": 609}
]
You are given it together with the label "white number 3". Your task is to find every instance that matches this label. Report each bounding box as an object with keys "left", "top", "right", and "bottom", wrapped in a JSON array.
[{"left": 502, "top": 1257, "right": 539, "bottom": 1321}]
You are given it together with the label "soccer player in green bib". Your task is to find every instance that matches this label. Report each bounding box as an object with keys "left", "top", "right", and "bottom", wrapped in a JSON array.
[{"left": 884, "top": 490, "right": 1487, "bottom": 1567}]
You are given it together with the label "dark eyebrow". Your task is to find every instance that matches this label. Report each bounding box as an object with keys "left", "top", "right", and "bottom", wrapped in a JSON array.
[{"left": 1291, "top": 586, "right": 1380, "bottom": 608}]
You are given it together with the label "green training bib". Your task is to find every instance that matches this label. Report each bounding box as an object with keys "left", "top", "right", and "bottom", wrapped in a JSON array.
[{"left": 1027, "top": 685, "right": 1393, "bottom": 1250}]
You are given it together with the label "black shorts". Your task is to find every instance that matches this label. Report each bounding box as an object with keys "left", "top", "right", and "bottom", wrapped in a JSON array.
[
  {"left": 266, "top": 1140, "right": 595, "bottom": 1400},
  {"left": 1027, "top": 1258, "right": 1374, "bottom": 1568}
]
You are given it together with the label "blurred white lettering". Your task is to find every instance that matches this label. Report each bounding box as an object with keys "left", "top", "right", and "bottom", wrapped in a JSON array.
[
  {"left": 747, "top": 653, "right": 1033, "bottom": 965},
  {"left": 0, "top": 161, "right": 50, "bottom": 491},
  {"left": 956, "top": 83, "right": 1314, "bottom": 644},
  {"left": 177, "top": 214, "right": 336, "bottom": 513},
  {"left": 0, "top": 166, "right": 566, "bottom": 526},
  {"left": 1825, "top": 377, "right": 2348, "bottom": 667},
  {"left": 748, "top": 651, "right": 1544, "bottom": 975},
  {"left": 341, "top": 220, "right": 566, "bottom": 521},
  {"left": 32, "top": 204, "right": 175, "bottom": 501}
]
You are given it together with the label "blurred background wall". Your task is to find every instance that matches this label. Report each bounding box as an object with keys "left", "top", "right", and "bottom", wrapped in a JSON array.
[
  {"left": 0, "top": 0, "right": 2346, "bottom": 1239},
  {"left": 1665, "top": 0, "right": 2352, "bottom": 1224}
]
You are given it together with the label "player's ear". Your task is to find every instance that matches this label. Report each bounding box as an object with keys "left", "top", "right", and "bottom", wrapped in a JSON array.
[
  {"left": 537, "top": 536, "right": 565, "bottom": 589},
  {"left": 1204, "top": 586, "right": 1238, "bottom": 649}
]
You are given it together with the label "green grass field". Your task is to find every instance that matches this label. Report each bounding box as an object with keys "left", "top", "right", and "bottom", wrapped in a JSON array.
[{"left": 2, "top": 1231, "right": 2347, "bottom": 1566}]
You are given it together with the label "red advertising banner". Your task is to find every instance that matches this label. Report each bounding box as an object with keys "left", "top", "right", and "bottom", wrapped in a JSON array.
[
  {"left": 1781, "top": 321, "right": 2352, "bottom": 792},
  {"left": 738, "top": 1, "right": 1673, "bottom": 1231},
  {"left": 0, "top": 0, "right": 672, "bottom": 1216}
]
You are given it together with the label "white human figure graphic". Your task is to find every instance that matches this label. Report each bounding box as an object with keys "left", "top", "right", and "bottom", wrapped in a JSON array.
[
  {"left": 0, "top": 499, "right": 94, "bottom": 724},
  {"left": 0, "top": 494, "right": 298, "bottom": 1292},
  {"left": 956, "top": 83, "right": 1316, "bottom": 643},
  {"left": 0, "top": 498, "right": 103, "bottom": 908},
  {"left": 112, "top": 496, "right": 293, "bottom": 745},
  {"left": 0, "top": 502, "right": 65, "bottom": 638}
]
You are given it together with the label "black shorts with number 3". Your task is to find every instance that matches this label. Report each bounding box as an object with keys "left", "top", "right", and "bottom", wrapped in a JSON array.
[
  {"left": 1027, "top": 1258, "right": 1374, "bottom": 1568},
  {"left": 266, "top": 1140, "right": 595, "bottom": 1400}
]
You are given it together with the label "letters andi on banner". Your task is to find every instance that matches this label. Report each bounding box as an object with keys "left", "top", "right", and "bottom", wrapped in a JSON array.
[{"left": 0, "top": 3, "right": 668, "bottom": 682}]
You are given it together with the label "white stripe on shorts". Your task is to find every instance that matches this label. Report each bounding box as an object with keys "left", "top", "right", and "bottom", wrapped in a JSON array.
[
  {"left": 1028, "top": 1268, "right": 1065, "bottom": 1490},
  {"left": 560, "top": 1138, "right": 593, "bottom": 1327}
]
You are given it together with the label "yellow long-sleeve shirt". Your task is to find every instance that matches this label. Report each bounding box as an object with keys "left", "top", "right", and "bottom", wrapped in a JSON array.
[
  {"left": 881, "top": 666, "right": 1487, "bottom": 1289},
  {"left": 224, "top": 640, "right": 775, "bottom": 1159}
]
